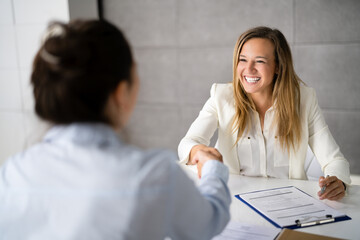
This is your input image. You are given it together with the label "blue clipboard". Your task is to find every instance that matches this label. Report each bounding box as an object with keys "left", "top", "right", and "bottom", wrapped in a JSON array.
[{"left": 235, "top": 186, "right": 351, "bottom": 229}]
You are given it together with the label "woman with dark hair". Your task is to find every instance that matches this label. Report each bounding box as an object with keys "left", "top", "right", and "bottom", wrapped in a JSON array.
[
  {"left": 0, "top": 20, "right": 230, "bottom": 239},
  {"left": 179, "top": 26, "right": 351, "bottom": 201}
]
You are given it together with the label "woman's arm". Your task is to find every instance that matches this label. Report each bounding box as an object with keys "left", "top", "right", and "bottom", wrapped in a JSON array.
[
  {"left": 178, "top": 84, "right": 220, "bottom": 164},
  {"left": 167, "top": 151, "right": 231, "bottom": 240},
  {"left": 307, "top": 88, "right": 351, "bottom": 200}
]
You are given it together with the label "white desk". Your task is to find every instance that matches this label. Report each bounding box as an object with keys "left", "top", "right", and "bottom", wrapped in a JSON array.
[{"left": 182, "top": 166, "right": 360, "bottom": 240}]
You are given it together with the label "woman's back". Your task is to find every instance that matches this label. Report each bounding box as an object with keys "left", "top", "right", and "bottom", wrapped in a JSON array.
[{"left": 0, "top": 123, "right": 181, "bottom": 239}]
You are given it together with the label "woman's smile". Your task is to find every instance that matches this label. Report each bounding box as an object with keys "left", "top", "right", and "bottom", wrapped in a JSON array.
[{"left": 244, "top": 75, "right": 261, "bottom": 83}]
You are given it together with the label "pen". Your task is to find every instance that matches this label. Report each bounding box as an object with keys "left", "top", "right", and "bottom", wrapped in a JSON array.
[{"left": 320, "top": 175, "right": 330, "bottom": 194}]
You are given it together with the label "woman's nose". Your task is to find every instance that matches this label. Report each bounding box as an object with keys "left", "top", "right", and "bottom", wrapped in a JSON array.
[{"left": 246, "top": 61, "right": 256, "bottom": 73}]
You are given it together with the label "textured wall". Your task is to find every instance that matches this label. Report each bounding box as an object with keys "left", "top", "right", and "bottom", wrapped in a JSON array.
[
  {"left": 0, "top": 0, "right": 69, "bottom": 165},
  {"left": 103, "top": 0, "right": 360, "bottom": 173}
]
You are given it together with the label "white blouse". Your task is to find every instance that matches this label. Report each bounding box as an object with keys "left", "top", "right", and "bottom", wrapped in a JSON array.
[
  {"left": 0, "top": 123, "right": 231, "bottom": 239},
  {"left": 237, "top": 106, "right": 289, "bottom": 179}
]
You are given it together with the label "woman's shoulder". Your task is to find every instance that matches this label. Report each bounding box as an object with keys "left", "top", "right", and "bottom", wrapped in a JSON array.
[
  {"left": 210, "top": 83, "right": 234, "bottom": 102},
  {"left": 0, "top": 142, "right": 178, "bottom": 189},
  {"left": 120, "top": 147, "right": 179, "bottom": 187},
  {"left": 142, "top": 148, "right": 178, "bottom": 167},
  {"left": 300, "top": 83, "right": 316, "bottom": 96},
  {"left": 118, "top": 146, "right": 178, "bottom": 172},
  {"left": 1, "top": 143, "right": 46, "bottom": 171},
  {"left": 298, "top": 84, "right": 322, "bottom": 117},
  {"left": 210, "top": 83, "right": 233, "bottom": 95},
  {"left": 299, "top": 83, "right": 317, "bottom": 104}
]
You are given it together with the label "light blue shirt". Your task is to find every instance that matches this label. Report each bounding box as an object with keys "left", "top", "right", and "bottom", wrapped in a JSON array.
[{"left": 0, "top": 123, "right": 231, "bottom": 239}]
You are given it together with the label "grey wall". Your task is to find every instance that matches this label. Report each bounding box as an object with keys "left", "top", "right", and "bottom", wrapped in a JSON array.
[{"left": 103, "top": 0, "right": 360, "bottom": 174}]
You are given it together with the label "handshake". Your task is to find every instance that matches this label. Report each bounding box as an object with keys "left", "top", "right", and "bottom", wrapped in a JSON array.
[{"left": 187, "top": 144, "right": 223, "bottom": 178}]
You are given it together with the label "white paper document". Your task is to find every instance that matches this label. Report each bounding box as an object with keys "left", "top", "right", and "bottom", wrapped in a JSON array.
[
  {"left": 236, "top": 186, "right": 349, "bottom": 228},
  {"left": 212, "top": 221, "right": 280, "bottom": 240}
]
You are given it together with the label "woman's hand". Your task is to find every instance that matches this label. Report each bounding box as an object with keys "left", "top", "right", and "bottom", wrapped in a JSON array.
[
  {"left": 318, "top": 175, "right": 346, "bottom": 201},
  {"left": 187, "top": 144, "right": 222, "bottom": 165},
  {"left": 188, "top": 145, "right": 223, "bottom": 178}
]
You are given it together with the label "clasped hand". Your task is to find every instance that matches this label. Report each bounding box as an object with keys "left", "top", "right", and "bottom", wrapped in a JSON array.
[{"left": 187, "top": 144, "right": 223, "bottom": 178}]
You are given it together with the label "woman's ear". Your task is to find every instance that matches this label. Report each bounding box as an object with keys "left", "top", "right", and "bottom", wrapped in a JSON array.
[
  {"left": 105, "top": 81, "right": 131, "bottom": 130},
  {"left": 113, "top": 81, "right": 130, "bottom": 110}
]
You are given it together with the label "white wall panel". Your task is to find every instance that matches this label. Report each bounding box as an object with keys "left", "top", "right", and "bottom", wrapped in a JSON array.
[
  {"left": 19, "top": 68, "right": 33, "bottom": 111},
  {"left": 13, "top": 0, "right": 69, "bottom": 24},
  {"left": 0, "top": 70, "right": 22, "bottom": 110},
  {"left": 0, "top": 0, "right": 13, "bottom": 24},
  {"left": 0, "top": 26, "right": 17, "bottom": 68},
  {"left": 15, "top": 25, "right": 46, "bottom": 68}
]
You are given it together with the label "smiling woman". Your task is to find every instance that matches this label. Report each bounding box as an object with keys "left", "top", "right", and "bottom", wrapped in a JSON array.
[{"left": 178, "top": 26, "right": 351, "bottom": 202}]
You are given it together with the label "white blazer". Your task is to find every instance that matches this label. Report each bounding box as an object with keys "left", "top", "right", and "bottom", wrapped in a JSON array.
[{"left": 178, "top": 83, "right": 351, "bottom": 184}]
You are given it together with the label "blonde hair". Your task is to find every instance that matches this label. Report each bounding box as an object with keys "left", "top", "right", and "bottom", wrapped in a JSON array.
[{"left": 232, "top": 26, "right": 303, "bottom": 152}]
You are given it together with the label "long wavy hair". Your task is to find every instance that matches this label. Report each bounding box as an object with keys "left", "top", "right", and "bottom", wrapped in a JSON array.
[{"left": 232, "top": 26, "right": 303, "bottom": 152}]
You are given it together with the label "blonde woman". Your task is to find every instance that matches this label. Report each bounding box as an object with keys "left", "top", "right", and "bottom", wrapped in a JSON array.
[{"left": 178, "top": 26, "right": 350, "bottom": 201}]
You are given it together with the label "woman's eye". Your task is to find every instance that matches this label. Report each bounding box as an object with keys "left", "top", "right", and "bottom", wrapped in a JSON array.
[
  {"left": 256, "top": 60, "right": 265, "bottom": 63},
  {"left": 239, "top": 59, "right": 247, "bottom": 62}
]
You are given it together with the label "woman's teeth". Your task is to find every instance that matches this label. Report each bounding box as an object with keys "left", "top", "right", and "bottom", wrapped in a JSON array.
[{"left": 245, "top": 76, "right": 260, "bottom": 83}]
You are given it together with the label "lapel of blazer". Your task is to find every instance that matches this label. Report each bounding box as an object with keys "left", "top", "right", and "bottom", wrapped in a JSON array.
[{"left": 218, "top": 84, "right": 241, "bottom": 172}]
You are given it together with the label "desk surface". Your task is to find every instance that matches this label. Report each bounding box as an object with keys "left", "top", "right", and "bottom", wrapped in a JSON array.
[{"left": 182, "top": 165, "right": 360, "bottom": 240}]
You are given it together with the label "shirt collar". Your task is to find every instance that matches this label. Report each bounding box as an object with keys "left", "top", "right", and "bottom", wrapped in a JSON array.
[
  {"left": 248, "top": 105, "right": 275, "bottom": 115},
  {"left": 43, "top": 123, "right": 122, "bottom": 147}
]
